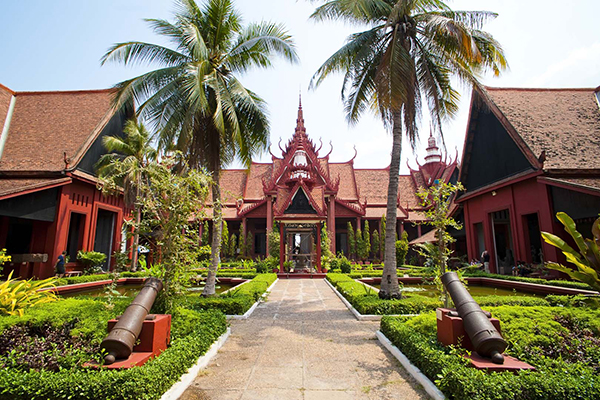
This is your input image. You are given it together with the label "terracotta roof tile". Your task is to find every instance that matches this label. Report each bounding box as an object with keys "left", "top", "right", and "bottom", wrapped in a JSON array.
[
  {"left": 398, "top": 175, "right": 421, "bottom": 209},
  {"left": 0, "top": 89, "right": 114, "bottom": 172},
  {"left": 354, "top": 169, "right": 389, "bottom": 204},
  {"left": 0, "top": 177, "right": 71, "bottom": 199},
  {"left": 329, "top": 162, "right": 357, "bottom": 199},
  {"left": 245, "top": 163, "right": 272, "bottom": 199},
  {"left": 219, "top": 170, "right": 247, "bottom": 204},
  {"left": 486, "top": 87, "right": 600, "bottom": 170}
]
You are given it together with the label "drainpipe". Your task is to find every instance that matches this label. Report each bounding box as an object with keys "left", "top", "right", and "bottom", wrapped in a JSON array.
[{"left": 0, "top": 95, "right": 16, "bottom": 159}]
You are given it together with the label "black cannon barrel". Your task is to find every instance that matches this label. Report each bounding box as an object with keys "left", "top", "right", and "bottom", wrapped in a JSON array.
[
  {"left": 441, "top": 271, "right": 507, "bottom": 364},
  {"left": 101, "top": 277, "right": 163, "bottom": 364}
]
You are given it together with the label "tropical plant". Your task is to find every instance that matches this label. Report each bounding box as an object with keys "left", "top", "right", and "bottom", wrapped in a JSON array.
[
  {"left": 134, "top": 153, "right": 211, "bottom": 312},
  {"left": 97, "top": 119, "right": 157, "bottom": 271},
  {"left": 542, "top": 212, "right": 600, "bottom": 292},
  {"left": 268, "top": 228, "right": 280, "bottom": 260},
  {"left": 0, "top": 249, "right": 11, "bottom": 264},
  {"left": 416, "top": 180, "right": 464, "bottom": 306},
  {"left": 396, "top": 230, "right": 409, "bottom": 266},
  {"left": 246, "top": 231, "right": 253, "bottom": 257},
  {"left": 0, "top": 271, "right": 58, "bottom": 317},
  {"left": 347, "top": 221, "right": 356, "bottom": 260},
  {"left": 239, "top": 222, "right": 247, "bottom": 257},
  {"left": 228, "top": 233, "right": 237, "bottom": 258},
  {"left": 201, "top": 221, "right": 210, "bottom": 246},
  {"left": 363, "top": 220, "right": 371, "bottom": 259},
  {"left": 372, "top": 229, "right": 380, "bottom": 259},
  {"left": 221, "top": 221, "right": 230, "bottom": 259},
  {"left": 380, "top": 215, "right": 386, "bottom": 259},
  {"left": 310, "top": 0, "right": 507, "bottom": 299},
  {"left": 77, "top": 250, "right": 107, "bottom": 274},
  {"left": 356, "top": 226, "right": 366, "bottom": 261},
  {"left": 101, "top": 0, "right": 298, "bottom": 296}
]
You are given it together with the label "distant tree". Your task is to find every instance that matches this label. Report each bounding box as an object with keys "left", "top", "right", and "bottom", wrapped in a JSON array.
[
  {"left": 356, "top": 226, "right": 366, "bottom": 261},
  {"left": 246, "top": 231, "right": 253, "bottom": 257},
  {"left": 228, "top": 233, "right": 237, "bottom": 258},
  {"left": 221, "top": 221, "right": 229, "bottom": 259},
  {"left": 380, "top": 215, "right": 386, "bottom": 260},
  {"left": 239, "top": 224, "right": 247, "bottom": 257},
  {"left": 363, "top": 220, "right": 371, "bottom": 260},
  {"left": 396, "top": 231, "right": 409, "bottom": 267},
  {"left": 372, "top": 229, "right": 380, "bottom": 260},
  {"left": 201, "top": 221, "right": 210, "bottom": 246},
  {"left": 347, "top": 222, "right": 356, "bottom": 260}
]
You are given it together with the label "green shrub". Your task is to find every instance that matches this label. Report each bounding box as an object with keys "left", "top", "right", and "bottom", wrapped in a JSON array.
[
  {"left": 77, "top": 250, "right": 107, "bottom": 275},
  {"left": 0, "top": 272, "right": 58, "bottom": 316},
  {"left": 0, "top": 308, "right": 226, "bottom": 400},
  {"left": 396, "top": 231, "right": 409, "bottom": 266},
  {"left": 464, "top": 271, "right": 595, "bottom": 290},
  {"left": 381, "top": 307, "right": 600, "bottom": 400}
]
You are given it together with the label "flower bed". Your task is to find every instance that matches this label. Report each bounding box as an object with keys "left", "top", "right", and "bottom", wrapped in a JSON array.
[
  {"left": 0, "top": 297, "right": 227, "bottom": 400},
  {"left": 380, "top": 306, "right": 600, "bottom": 399}
]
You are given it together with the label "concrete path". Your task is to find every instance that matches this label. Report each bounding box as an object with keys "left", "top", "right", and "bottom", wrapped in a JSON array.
[{"left": 180, "top": 279, "right": 429, "bottom": 400}]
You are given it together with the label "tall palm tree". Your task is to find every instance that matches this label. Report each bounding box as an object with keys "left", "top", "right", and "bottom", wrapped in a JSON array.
[
  {"left": 101, "top": 0, "right": 298, "bottom": 295},
  {"left": 96, "top": 119, "right": 157, "bottom": 271},
  {"left": 310, "top": 0, "right": 507, "bottom": 298}
]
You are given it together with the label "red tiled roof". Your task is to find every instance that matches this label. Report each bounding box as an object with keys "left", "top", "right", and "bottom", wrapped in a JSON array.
[
  {"left": 0, "top": 177, "right": 71, "bottom": 200},
  {"left": 219, "top": 170, "right": 247, "bottom": 204},
  {"left": 244, "top": 163, "right": 272, "bottom": 199},
  {"left": 329, "top": 162, "right": 357, "bottom": 200},
  {"left": 0, "top": 89, "right": 115, "bottom": 172},
  {"left": 354, "top": 169, "right": 389, "bottom": 204},
  {"left": 485, "top": 87, "right": 600, "bottom": 170},
  {"left": 398, "top": 175, "right": 420, "bottom": 209}
]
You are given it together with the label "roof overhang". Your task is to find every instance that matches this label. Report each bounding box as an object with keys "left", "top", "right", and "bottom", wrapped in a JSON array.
[{"left": 0, "top": 176, "right": 71, "bottom": 201}]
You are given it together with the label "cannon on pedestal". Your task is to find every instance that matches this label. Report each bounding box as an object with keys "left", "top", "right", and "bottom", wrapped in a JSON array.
[
  {"left": 101, "top": 277, "right": 163, "bottom": 364},
  {"left": 441, "top": 271, "right": 507, "bottom": 364}
]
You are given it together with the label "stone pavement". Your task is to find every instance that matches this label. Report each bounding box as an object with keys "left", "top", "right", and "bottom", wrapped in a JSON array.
[{"left": 180, "top": 279, "right": 429, "bottom": 400}]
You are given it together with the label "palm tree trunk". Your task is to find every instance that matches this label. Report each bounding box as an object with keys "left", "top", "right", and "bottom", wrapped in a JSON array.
[
  {"left": 380, "top": 111, "right": 403, "bottom": 299},
  {"left": 203, "top": 168, "right": 222, "bottom": 296}
]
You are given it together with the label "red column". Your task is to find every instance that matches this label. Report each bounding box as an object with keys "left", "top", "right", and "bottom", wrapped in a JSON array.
[
  {"left": 279, "top": 222, "right": 284, "bottom": 272},
  {"left": 328, "top": 196, "right": 336, "bottom": 254},
  {"left": 316, "top": 222, "right": 322, "bottom": 272},
  {"left": 266, "top": 197, "right": 272, "bottom": 255}
]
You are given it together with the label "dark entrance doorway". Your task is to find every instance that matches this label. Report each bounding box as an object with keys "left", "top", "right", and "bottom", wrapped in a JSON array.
[
  {"left": 66, "top": 212, "right": 86, "bottom": 261},
  {"left": 491, "top": 209, "right": 514, "bottom": 275},
  {"left": 93, "top": 209, "right": 116, "bottom": 271}
]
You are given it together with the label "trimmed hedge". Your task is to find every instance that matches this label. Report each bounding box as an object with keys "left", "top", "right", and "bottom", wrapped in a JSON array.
[
  {"left": 54, "top": 271, "right": 151, "bottom": 286},
  {"left": 187, "top": 273, "right": 277, "bottom": 315},
  {"left": 328, "top": 273, "right": 577, "bottom": 315},
  {"left": 0, "top": 300, "right": 227, "bottom": 400},
  {"left": 464, "top": 271, "right": 595, "bottom": 291},
  {"left": 381, "top": 306, "right": 600, "bottom": 399}
]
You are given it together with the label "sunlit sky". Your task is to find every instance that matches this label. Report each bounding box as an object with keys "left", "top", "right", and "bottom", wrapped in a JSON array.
[{"left": 1, "top": 1, "right": 599, "bottom": 172}]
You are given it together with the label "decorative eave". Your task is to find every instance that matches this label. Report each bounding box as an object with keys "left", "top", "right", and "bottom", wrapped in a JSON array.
[
  {"left": 335, "top": 198, "right": 366, "bottom": 216},
  {"left": 274, "top": 181, "right": 326, "bottom": 217},
  {"left": 237, "top": 197, "right": 268, "bottom": 217}
]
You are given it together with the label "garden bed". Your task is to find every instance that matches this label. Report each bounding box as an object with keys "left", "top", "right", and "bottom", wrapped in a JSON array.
[
  {"left": 0, "top": 298, "right": 228, "bottom": 400},
  {"left": 327, "top": 273, "right": 588, "bottom": 318},
  {"left": 380, "top": 306, "right": 600, "bottom": 399}
]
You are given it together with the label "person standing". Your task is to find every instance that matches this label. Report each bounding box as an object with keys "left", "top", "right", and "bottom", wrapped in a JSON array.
[
  {"left": 481, "top": 250, "right": 490, "bottom": 273},
  {"left": 55, "top": 251, "right": 66, "bottom": 277}
]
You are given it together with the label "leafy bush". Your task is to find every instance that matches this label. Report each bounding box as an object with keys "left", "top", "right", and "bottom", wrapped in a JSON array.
[
  {"left": 339, "top": 255, "right": 352, "bottom": 274},
  {"left": 77, "top": 250, "right": 107, "bottom": 274},
  {"left": 396, "top": 231, "right": 409, "bottom": 266},
  {"left": 381, "top": 306, "right": 600, "bottom": 400},
  {"left": 0, "top": 308, "right": 226, "bottom": 400},
  {"left": 0, "top": 272, "right": 58, "bottom": 316}
]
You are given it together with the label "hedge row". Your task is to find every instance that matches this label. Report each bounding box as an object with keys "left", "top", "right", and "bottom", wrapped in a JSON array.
[
  {"left": 327, "top": 274, "right": 577, "bottom": 315},
  {"left": 0, "top": 299, "right": 227, "bottom": 400},
  {"left": 464, "top": 271, "right": 595, "bottom": 291},
  {"left": 380, "top": 306, "right": 600, "bottom": 400},
  {"left": 195, "top": 269, "right": 257, "bottom": 279},
  {"left": 54, "top": 271, "right": 151, "bottom": 286},
  {"left": 187, "top": 273, "right": 277, "bottom": 315}
]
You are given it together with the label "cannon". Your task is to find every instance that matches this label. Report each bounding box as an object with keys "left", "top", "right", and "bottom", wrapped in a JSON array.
[
  {"left": 101, "top": 277, "right": 163, "bottom": 364},
  {"left": 441, "top": 271, "right": 507, "bottom": 364}
]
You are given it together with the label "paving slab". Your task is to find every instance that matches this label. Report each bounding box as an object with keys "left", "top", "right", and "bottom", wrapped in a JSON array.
[{"left": 180, "top": 279, "right": 429, "bottom": 400}]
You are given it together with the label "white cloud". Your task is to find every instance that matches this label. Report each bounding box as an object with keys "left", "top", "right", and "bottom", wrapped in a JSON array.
[{"left": 529, "top": 42, "right": 600, "bottom": 87}]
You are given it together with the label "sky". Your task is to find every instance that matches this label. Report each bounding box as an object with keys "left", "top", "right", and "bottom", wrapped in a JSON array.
[{"left": 1, "top": 0, "right": 599, "bottom": 173}]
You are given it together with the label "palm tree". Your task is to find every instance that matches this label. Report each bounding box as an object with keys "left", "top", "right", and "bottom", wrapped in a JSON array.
[
  {"left": 310, "top": 0, "right": 507, "bottom": 298},
  {"left": 101, "top": 0, "right": 298, "bottom": 295},
  {"left": 96, "top": 119, "right": 157, "bottom": 271}
]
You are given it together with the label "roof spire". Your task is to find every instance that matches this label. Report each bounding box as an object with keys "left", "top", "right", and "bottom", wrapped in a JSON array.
[{"left": 295, "top": 89, "right": 305, "bottom": 133}]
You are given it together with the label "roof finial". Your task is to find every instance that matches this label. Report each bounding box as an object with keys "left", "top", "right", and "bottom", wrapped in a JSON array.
[{"left": 296, "top": 88, "right": 305, "bottom": 133}]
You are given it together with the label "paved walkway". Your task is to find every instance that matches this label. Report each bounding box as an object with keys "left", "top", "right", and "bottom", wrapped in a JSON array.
[{"left": 181, "top": 279, "right": 428, "bottom": 400}]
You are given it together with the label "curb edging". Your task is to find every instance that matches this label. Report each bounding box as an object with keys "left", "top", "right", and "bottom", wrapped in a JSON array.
[{"left": 376, "top": 330, "right": 446, "bottom": 400}]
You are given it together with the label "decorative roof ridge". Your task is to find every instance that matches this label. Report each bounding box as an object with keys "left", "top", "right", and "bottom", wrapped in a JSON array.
[
  {"left": 0, "top": 83, "right": 15, "bottom": 95},
  {"left": 15, "top": 88, "right": 116, "bottom": 96},
  {"left": 335, "top": 198, "right": 366, "bottom": 216},
  {"left": 238, "top": 197, "right": 267, "bottom": 216},
  {"left": 484, "top": 86, "right": 597, "bottom": 92},
  {"left": 276, "top": 181, "right": 324, "bottom": 216}
]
